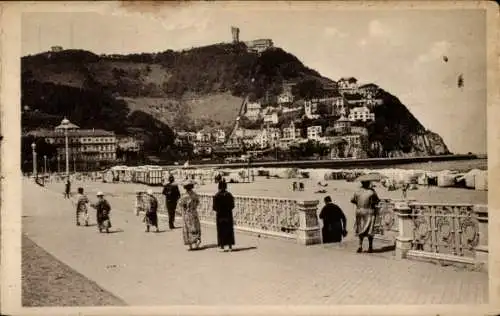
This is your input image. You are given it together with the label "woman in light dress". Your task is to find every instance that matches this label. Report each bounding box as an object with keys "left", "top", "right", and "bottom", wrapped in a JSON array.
[{"left": 178, "top": 180, "right": 202, "bottom": 250}]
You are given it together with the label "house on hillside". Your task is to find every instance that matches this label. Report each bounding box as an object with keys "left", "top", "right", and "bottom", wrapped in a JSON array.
[
  {"left": 281, "top": 121, "right": 302, "bottom": 141},
  {"left": 338, "top": 77, "right": 359, "bottom": 94},
  {"left": 343, "top": 93, "right": 366, "bottom": 107},
  {"left": 245, "top": 101, "right": 262, "bottom": 120},
  {"left": 307, "top": 125, "right": 323, "bottom": 141},
  {"left": 348, "top": 106, "right": 375, "bottom": 123},
  {"left": 358, "top": 83, "right": 379, "bottom": 98},
  {"left": 176, "top": 131, "right": 197, "bottom": 143},
  {"left": 263, "top": 111, "right": 279, "bottom": 125},
  {"left": 51, "top": 46, "right": 63, "bottom": 52},
  {"left": 304, "top": 100, "right": 320, "bottom": 119},
  {"left": 212, "top": 129, "right": 226, "bottom": 144},
  {"left": 333, "top": 116, "right": 352, "bottom": 135},
  {"left": 277, "top": 81, "right": 296, "bottom": 104},
  {"left": 365, "top": 95, "right": 384, "bottom": 109},
  {"left": 245, "top": 39, "right": 274, "bottom": 53},
  {"left": 254, "top": 127, "right": 281, "bottom": 149},
  {"left": 196, "top": 128, "right": 212, "bottom": 143}
]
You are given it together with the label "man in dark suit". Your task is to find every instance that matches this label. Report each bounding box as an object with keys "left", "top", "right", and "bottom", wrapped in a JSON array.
[{"left": 162, "top": 175, "right": 181, "bottom": 229}]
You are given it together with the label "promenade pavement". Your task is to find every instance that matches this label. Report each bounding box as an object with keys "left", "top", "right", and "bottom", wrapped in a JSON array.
[{"left": 22, "top": 179, "right": 488, "bottom": 305}]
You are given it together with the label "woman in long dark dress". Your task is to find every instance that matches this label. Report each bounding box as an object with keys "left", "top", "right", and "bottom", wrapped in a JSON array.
[
  {"left": 319, "top": 196, "right": 347, "bottom": 243},
  {"left": 213, "top": 180, "right": 235, "bottom": 252}
]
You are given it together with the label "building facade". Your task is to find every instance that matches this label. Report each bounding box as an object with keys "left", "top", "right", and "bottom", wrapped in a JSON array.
[
  {"left": 245, "top": 39, "right": 274, "bottom": 53},
  {"left": 307, "top": 126, "right": 323, "bottom": 140},
  {"left": 26, "top": 126, "right": 117, "bottom": 163},
  {"left": 348, "top": 106, "right": 375, "bottom": 122}
]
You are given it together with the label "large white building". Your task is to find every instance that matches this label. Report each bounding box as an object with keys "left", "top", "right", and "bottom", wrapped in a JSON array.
[
  {"left": 245, "top": 102, "right": 262, "bottom": 120},
  {"left": 263, "top": 111, "right": 279, "bottom": 125},
  {"left": 26, "top": 124, "right": 117, "bottom": 163},
  {"left": 348, "top": 106, "right": 375, "bottom": 122}
]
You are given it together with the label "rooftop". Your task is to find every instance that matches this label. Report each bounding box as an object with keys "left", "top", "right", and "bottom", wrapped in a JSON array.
[{"left": 26, "top": 129, "right": 115, "bottom": 138}]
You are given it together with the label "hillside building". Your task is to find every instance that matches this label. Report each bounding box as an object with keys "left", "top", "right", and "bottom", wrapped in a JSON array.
[
  {"left": 245, "top": 39, "right": 274, "bottom": 53},
  {"left": 304, "top": 100, "right": 320, "bottom": 119},
  {"left": 213, "top": 129, "right": 226, "bottom": 144},
  {"left": 263, "top": 111, "right": 279, "bottom": 125},
  {"left": 348, "top": 106, "right": 375, "bottom": 123},
  {"left": 338, "top": 77, "right": 359, "bottom": 94},
  {"left": 245, "top": 101, "right": 262, "bottom": 120},
  {"left": 307, "top": 125, "right": 323, "bottom": 140},
  {"left": 358, "top": 83, "right": 379, "bottom": 98},
  {"left": 281, "top": 121, "right": 302, "bottom": 141},
  {"left": 117, "top": 136, "right": 143, "bottom": 153},
  {"left": 333, "top": 116, "right": 352, "bottom": 135},
  {"left": 196, "top": 128, "right": 212, "bottom": 143},
  {"left": 277, "top": 82, "right": 296, "bottom": 104},
  {"left": 51, "top": 46, "right": 63, "bottom": 52}
]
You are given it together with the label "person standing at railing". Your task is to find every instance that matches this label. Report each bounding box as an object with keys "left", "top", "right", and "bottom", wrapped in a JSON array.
[
  {"left": 178, "top": 180, "right": 202, "bottom": 251},
  {"left": 144, "top": 189, "right": 160, "bottom": 233},
  {"left": 213, "top": 180, "right": 235, "bottom": 252},
  {"left": 319, "top": 196, "right": 347, "bottom": 244},
  {"left": 351, "top": 180, "right": 380, "bottom": 253},
  {"left": 162, "top": 175, "right": 181, "bottom": 229}
]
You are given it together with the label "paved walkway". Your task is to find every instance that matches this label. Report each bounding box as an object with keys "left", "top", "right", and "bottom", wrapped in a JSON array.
[{"left": 22, "top": 179, "right": 488, "bottom": 305}]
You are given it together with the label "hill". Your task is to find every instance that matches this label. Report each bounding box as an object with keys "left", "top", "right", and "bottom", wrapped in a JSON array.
[{"left": 21, "top": 44, "right": 450, "bottom": 158}]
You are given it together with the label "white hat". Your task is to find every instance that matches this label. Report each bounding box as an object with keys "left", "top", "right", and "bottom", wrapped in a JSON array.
[
  {"left": 96, "top": 191, "right": 104, "bottom": 196},
  {"left": 147, "top": 189, "right": 153, "bottom": 195}
]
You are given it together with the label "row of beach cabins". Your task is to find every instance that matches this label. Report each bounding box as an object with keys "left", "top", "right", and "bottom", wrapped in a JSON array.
[{"left": 68, "top": 164, "right": 488, "bottom": 192}]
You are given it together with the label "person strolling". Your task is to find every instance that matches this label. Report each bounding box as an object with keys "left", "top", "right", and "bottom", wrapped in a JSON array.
[
  {"left": 162, "top": 175, "right": 181, "bottom": 229},
  {"left": 213, "top": 180, "right": 235, "bottom": 252},
  {"left": 178, "top": 180, "right": 202, "bottom": 250},
  {"left": 319, "top": 196, "right": 347, "bottom": 244},
  {"left": 351, "top": 180, "right": 380, "bottom": 253}
]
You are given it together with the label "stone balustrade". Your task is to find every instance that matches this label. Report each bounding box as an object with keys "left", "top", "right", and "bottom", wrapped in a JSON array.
[
  {"left": 393, "top": 201, "right": 488, "bottom": 271},
  {"left": 135, "top": 192, "right": 321, "bottom": 245}
]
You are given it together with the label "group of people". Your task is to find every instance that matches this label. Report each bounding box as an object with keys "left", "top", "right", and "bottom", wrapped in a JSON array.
[
  {"left": 70, "top": 173, "right": 380, "bottom": 254},
  {"left": 73, "top": 187, "right": 113, "bottom": 233},
  {"left": 318, "top": 179, "right": 380, "bottom": 253},
  {"left": 72, "top": 174, "right": 238, "bottom": 252}
]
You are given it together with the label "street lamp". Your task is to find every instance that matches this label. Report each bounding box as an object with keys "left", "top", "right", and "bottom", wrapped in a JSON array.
[
  {"left": 60, "top": 117, "right": 71, "bottom": 180},
  {"left": 31, "top": 142, "right": 37, "bottom": 180},
  {"left": 43, "top": 155, "right": 47, "bottom": 175}
]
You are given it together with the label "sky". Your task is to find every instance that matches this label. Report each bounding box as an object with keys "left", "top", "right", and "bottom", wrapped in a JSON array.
[{"left": 21, "top": 3, "right": 488, "bottom": 154}]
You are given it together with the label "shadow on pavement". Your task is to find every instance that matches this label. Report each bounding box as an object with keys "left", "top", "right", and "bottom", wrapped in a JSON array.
[
  {"left": 231, "top": 246, "right": 257, "bottom": 252},
  {"left": 371, "top": 244, "right": 396, "bottom": 253},
  {"left": 106, "top": 228, "right": 124, "bottom": 234},
  {"left": 198, "top": 243, "right": 219, "bottom": 250}
]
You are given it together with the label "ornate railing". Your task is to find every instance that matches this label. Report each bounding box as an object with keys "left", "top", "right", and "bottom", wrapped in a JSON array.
[
  {"left": 393, "top": 201, "right": 488, "bottom": 271},
  {"left": 135, "top": 191, "right": 321, "bottom": 244},
  {"left": 408, "top": 203, "right": 480, "bottom": 257}
]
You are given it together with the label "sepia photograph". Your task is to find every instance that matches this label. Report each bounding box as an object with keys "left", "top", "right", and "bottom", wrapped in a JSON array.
[{"left": 1, "top": 1, "right": 499, "bottom": 315}]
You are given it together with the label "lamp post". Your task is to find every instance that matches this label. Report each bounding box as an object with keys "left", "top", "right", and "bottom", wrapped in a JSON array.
[
  {"left": 60, "top": 117, "right": 71, "bottom": 180},
  {"left": 31, "top": 142, "right": 37, "bottom": 179},
  {"left": 57, "top": 155, "right": 60, "bottom": 173},
  {"left": 43, "top": 155, "right": 47, "bottom": 175}
]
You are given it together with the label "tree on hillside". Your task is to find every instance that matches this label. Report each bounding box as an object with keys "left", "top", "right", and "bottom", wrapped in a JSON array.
[{"left": 293, "top": 79, "right": 324, "bottom": 99}]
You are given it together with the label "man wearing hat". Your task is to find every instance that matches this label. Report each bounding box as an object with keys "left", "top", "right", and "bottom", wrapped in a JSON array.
[
  {"left": 351, "top": 180, "right": 380, "bottom": 253},
  {"left": 91, "top": 191, "right": 112, "bottom": 233},
  {"left": 144, "top": 189, "right": 160, "bottom": 233},
  {"left": 162, "top": 175, "right": 181, "bottom": 229}
]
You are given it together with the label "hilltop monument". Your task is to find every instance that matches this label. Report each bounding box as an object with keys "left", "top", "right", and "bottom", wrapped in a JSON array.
[{"left": 231, "top": 26, "right": 240, "bottom": 43}]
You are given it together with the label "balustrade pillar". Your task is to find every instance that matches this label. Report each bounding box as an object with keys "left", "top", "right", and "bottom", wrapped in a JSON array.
[
  {"left": 296, "top": 200, "right": 321, "bottom": 245},
  {"left": 473, "top": 204, "right": 488, "bottom": 271},
  {"left": 394, "top": 201, "right": 413, "bottom": 259}
]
